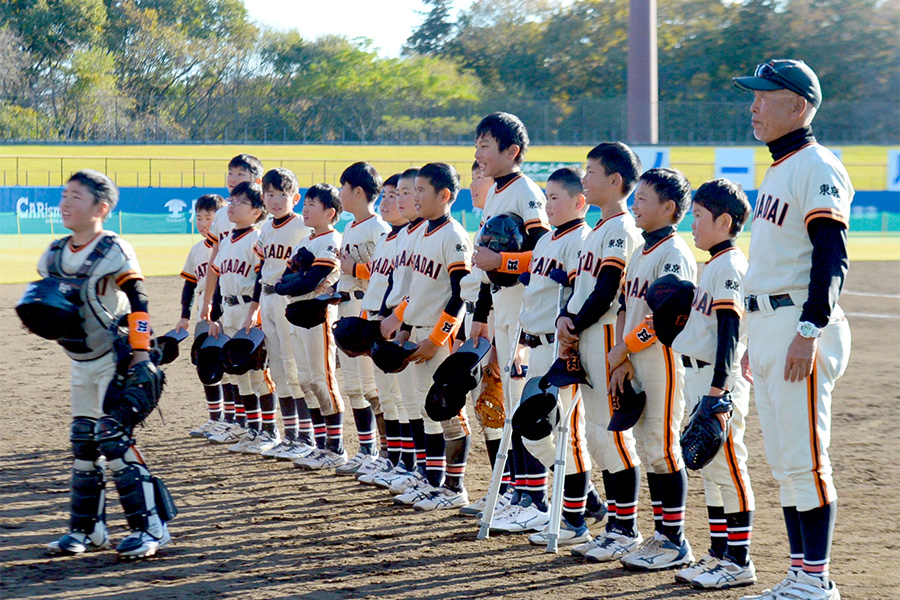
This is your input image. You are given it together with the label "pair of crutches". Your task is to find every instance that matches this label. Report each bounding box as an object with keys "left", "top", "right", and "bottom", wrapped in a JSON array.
[{"left": 477, "top": 270, "right": 583, "bottom": 554}]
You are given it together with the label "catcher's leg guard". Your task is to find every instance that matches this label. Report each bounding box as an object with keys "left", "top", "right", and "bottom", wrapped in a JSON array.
[
  {"left": 49, "top": 418, "right": 109, "bottom": 554},
  {"left": 98, "top": 417, "right": 172, "bottom": 557}
]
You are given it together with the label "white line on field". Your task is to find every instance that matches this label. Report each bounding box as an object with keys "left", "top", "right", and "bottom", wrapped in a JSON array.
[
  {"left": 844, "top": 291, "right": 900, "bottom": 299},
  {"left": 845, "top": 312, "right": 900, "bottom": 320}
]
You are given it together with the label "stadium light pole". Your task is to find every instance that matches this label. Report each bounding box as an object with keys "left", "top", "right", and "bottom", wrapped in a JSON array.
[{"left": 627, "top": 0, "right": 658, "bottom": 144}]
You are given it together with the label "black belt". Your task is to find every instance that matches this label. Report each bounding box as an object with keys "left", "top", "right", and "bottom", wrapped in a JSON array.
[
  {"left": 224, "top": 295, "right": 253, "bottom": 306},
  {"left": 520, "top": 332, "right": 554, "bottom": 348},
  {"left": 339, "top": 291, "right": 366, "bottom": 302},
  {"left": 745, "top": 293, "right": 794, "bottom": 312},
  {"left": 261, "top": 283, "right": 276, "bottom": 295},
  {"left": 681, "top": 355, "right": 710, "bottom": 369},
  {"left": 465, "top": 301, "right": 476, "bottom": 313}
]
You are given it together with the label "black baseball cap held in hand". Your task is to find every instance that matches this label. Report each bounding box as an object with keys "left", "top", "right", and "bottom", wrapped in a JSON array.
[{"left": 732, "top": 59, "right": 822, "bottom": 109}]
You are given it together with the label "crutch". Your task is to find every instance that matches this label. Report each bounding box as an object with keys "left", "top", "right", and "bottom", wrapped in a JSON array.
[
  {"left": 544, "top": 268, "right": 583, "bottom": 554},
  {"left": 477, "top": 321, "right": 525, "bottom": 540}
]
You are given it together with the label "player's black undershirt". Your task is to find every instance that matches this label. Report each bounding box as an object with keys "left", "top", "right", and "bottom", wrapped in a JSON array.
[
  {"left": 766, "top": 126, "right": 848, "bottom": 327},
  {"left": 618, "top": 225, "right": 676, "bottom": 313},
  {"left": 272, "top": 214, "right": 293, "bottom": 227},
  {"left": 707, "top": 240, "right": 741, "bottom": 390},
  {"left": 180, "top": 280, "right": 197, "bottom": 319}
]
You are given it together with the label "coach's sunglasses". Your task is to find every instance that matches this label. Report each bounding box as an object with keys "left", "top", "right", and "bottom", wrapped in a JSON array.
[{"left": 754, "top": 62, "right": 810, "bottom": 100}]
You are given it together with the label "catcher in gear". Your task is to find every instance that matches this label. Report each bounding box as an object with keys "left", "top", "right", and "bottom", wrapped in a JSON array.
[{"left": 22, "top": 170, "right": 175, "bottom": 559}]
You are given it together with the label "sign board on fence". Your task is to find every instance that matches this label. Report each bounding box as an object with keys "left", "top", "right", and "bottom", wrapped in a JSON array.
[
  {"left": 631, "top": 147, "right": 671, "bottom": 171},
  {"left": 888, "top": 150, "right": 900, "bottom": 192},
  {"left": 715, "top": 148, "right": 756, "bottom": 190},
  {"left": 521, "top": 162, "right": 583, "bottom": 182}
]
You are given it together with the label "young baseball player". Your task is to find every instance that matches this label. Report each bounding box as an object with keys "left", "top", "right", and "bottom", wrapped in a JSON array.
[
  {"left": 276, "top": 184, "right": 347, "bottom": 470},
  {"left": 336, "top": 162, "right": 389, "bottom": 474},
  {"left": 470, "top": 112, "right": 550, "bottom": 521},
  {"left": 352, "top": 174, "right": 410, "bottom": 483},
  {"left": 493, "top": 167, "right": 593, "bottom": 541},
  {"left": 37, "top": 170, "right": 172, "bottom": 558},
  {"left": 207, "top": 182, "right": 274, "bottom": 453},
  {"left": 732, "top": 60, "right": 852, "bottom": 600},
  {"left": 376, "top": 168, "right": 430, "bottom": 492},
  {"left": 249, "top": 168, "right": 311, "bottom": 457},
  {"left": 380, "top": 162, "right": 473, "bottom": 511},
  {"left": 175, "top": 193, "right": 226, "bottom": 438},
  {"left": 556, "top": 143, "right": 645, "bottom": 562},
  {"left": 670, "top": 178, "right": 757, "bottom": 589},
  {"left": 202, "top": 154, "right": 264, "bottom": 439},
  {"left": 605, "top": 167, "right": 698, "bottom": 571}
]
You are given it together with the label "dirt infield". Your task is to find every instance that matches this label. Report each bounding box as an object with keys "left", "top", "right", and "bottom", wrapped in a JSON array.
[{"left": 1, "top": 262, "right": 898, "bottom": 600}]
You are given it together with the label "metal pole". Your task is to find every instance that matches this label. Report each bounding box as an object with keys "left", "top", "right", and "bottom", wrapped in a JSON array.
[{"left": 627, "top": 0, "right": 658, "bottom": 143}]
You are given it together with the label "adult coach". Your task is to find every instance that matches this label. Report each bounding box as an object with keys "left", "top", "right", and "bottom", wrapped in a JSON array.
[{"left": 732, "top": 60, "right": 852, "bottom": 600}]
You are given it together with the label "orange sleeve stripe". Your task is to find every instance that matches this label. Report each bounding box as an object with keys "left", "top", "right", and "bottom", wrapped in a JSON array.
[
  {"left": 498, "top": 251, "right": 531, "bottom": 274},
  {"left": 211, "top": 264, "right": 220, "bottom": 275},
  {"left": 254, "top": 245, "right": 266, "bottom": 259},
  {"left": 393, "top": 298, "right": 409, "bottom": 321},
  {"left": 429, "top": 311, "right": 462, "bottom": 346},
  {"left": 599, "top": 256, "right": 626, "bottom": 270},
  {"left": 624, "top": 316, "right": 656, "bottom": 353},
  {"left": 712, "top": 299, "right": 743, "bottom": 316},
  {"left": 524, "top": 219, "right": 549, "bottom": 230},
  {"left": 804, "top": 208, "right": 848, "bottom": 227},
  {"left": 115, "top": 271, "right": 143, "bottom": 286},
  {"left": 567, "top": 269, "right": 577, "bottom": 285},
  {"left": 180, "top": 271, "right": 197, "bottom": 283},
  {"left": 447, "top": 261, "right": 471, "bottom": 273},
  {"left": 127, "top": 311, "right": 152, "bottom": 351},
  {"left": 354, "top": 263, "right": 371, "bottom": 280},
  {"left": 312, "top": 258, "right": 338, "bottom": 267},
  {"left": 206, "top": 232, "right": 218, "bottom": 245}
]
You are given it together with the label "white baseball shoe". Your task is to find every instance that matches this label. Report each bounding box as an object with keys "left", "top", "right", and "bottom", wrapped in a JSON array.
[
  {"left": 335, "top": 451, "right": 375, "bottom": 475},
  {"left": 208, "top": 422, "right": 245, "bottom": 444},
  {"left": 691, "top": 558, "right": 757, "bottom": 589},
  {"left": 489, "top": 496, "right": 550, "bottom": 533},
  {"left": 528, "top": 520, "right": 592, "bottom": 546},
  {"left": 47, "top": 526, "right": 110, "bottom": 554},
  {"left": 389, "top": 469, "right": 427, "bottom": 495},
  {"left": 739, "top": 571, "right": 801, "bottom": 599},
  {"left": 675, "top": 552, "right": 721, "bottom": 583},
  {"left": 620, "top": 531, "right": 694, "bottom": 571},
  {"left": 227, "top": 428, "right": 258, "bottom": 453},
  {"left": 116, "top": 524, "right": 171, "bottom": 559},
  {"left": 243, "top": 430, "right": 281, "bottom": 455},
  {"left": 413, "top": 486, "right": 469, "bottom": 511},
  {"left": 369, "top": 464, "right": 410, "bottom": 489},
  {"left": 574, "top": 529, "right": 644, "bottom": 562},
  {"left": 356, "top": 456, "right": 390, "bottom": 480},
  {"left": 297, "top": 449, "right": 348, "bottom": 470},
  {"left": 189, "top": 419, "right": 219, "bottom": 438},
  {"left": 393, "top": 482, "right": 437, "bottom": 506}
]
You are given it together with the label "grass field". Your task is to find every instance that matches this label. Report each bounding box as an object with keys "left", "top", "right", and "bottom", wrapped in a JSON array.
[
  {"left": 3, "top": 231, "right": 898, "bottom": 285},
  {"left": 1, "top": 144, "right": 896, "bottom": 190}
]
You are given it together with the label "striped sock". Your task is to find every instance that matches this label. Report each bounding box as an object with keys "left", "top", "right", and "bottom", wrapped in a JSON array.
[
  {"left": 352, "top": 407, "right": 377, "bottom": 455},
  {"left": 234, "top": 394, "right": 247, "bottom": 428},
  {"left": 562, "top": 472, "right": 588, "bottom": 528},
  {"left": 612, "top": 466, "right": 640, "bottom": 536},
  {"left": 601, "top": 470, "right": 617, "bottom": 529},
  {"left": 259, "top": 393, "right": 277, "bottom": 436},
  {"left": 782, "top": 506, "right": 805, "bottom": 575},
  {"left": 658, "top": 470, "right": 688, "bottom": 545},
  {"left": 278, "top": 396, "right": 298, "bottom": 441},
  {"left": 309, "top": 407, "right": 327, "bottom": 449},
  {"left": 241, "top": 395, "right": 261, "bottom": 432},
  {"left": 324, "top": 412, "right": 343, "bottom": 454},
  {"left": 521, "top": 448, "right": 548, "bottom": 507},
  {"left": 798, "top": 502, "right": 836, "bottom": 584},
  {"left": 444, "top": 435, "right": 469, "bottom": 491},
  {"left": 409, "top": 419, "right": 427, "bottom": 475},
  {"left": 399, "top": 420, "right": 416, "bottom": 471},
  {"left": 384, "top": 419, "right": 401, "bottom": 467},
  {"left": 204, "top": 384, "right": 223, "bottom": 420},
  {"left": 708, "top": 505, "right": 728, "bottom": 558},
  {"left": 222, "top": 384, "right": 237, "bottom": 423},
  {"left": 725, "top": 510, "right": 753, "bottom": 566},
  {"left": 294, "top": 397, "right": 314, "bottom": 445},
  {"left": 424, "top": 433, "right": 446, "bottom": 488}
]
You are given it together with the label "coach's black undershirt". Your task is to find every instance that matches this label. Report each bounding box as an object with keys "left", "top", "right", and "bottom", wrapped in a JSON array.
[{"left": 766, "top": 126, "right": 816, "bottom": 162}]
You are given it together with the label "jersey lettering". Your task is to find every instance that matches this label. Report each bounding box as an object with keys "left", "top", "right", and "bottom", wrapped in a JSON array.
[
  {"left": 266, "top": 244, "right": 293, "bottom": 261},
  {"left": 626, "top": 277, "right": 649, "bottom": 300},
  {"left": 753, "top": 193, "right": 790, "bottom": 227},
  {"left": 409, "top": 252, "right": 443, "bottom": 280},
  {"left": 692, "top": 290, "right": 712, "bottom": 316},
  {"left": 219, "top": 258, "right": 253, "bottom": 277}
]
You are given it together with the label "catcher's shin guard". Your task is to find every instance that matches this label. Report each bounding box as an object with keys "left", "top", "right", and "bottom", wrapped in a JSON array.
[{"left": 69, "top": 418, "right": 107, "bottom": 537}]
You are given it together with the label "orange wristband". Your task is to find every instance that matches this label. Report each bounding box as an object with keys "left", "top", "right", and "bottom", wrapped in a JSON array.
[
  {"left": 624, "top": 316, "right": 655, "bottom": 353},
  {"left": 429, "top": 311, "right": 461, "bottom": 346},
  {"left": 498, "top": 251, "right": 531, "bottom": 274},
  {"left": 393, "top": 298, "right": 409, "bottom": 321},
  {"left": 354, "top": 263, "right": 371, "bottom": 280},
  {"left": 128, "top": 311, "right": 152, "bottom": 351}
]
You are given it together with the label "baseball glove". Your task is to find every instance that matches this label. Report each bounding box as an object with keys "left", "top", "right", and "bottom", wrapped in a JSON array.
[
  {"left": 680, "top": 392, "right": 733, "bottom": 470},
  {"left": 349, "top": 241, "right": 376, "bottom": 264},
  {"left": 475, "top": 370, "right": 505, "bottom": 428},
  {"left": 103, "top": 361, "right": 166, "bottom": 430}
]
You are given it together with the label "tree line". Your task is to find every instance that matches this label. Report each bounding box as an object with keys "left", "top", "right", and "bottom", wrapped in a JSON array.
[{"left": 1, "top": 0, "right": 897, "bottom": 143}]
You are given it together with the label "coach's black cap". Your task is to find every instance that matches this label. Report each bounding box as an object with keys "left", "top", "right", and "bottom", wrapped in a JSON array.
[{"left": 732, "top": 59, "right": 821, "bottom": 109}]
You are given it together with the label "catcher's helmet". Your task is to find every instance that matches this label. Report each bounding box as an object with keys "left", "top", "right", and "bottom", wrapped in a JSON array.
[
  {"left": 646, "top": 274, "right": 696, "bottom": 347},
  {"left": 511, "top": 377, "right": 559, "bottom": 441},
  {"left": 191, "top": 321, "right": 210, "bottom": 366},
  {"left": 607, "top": 379, "right": 647, "bottom": 432},
  {"left": 371, "top": 339, "right": 418, "bottom": 374},
  {"left": 476, "top": 213, "right": 527, "bottom": 287},
  {"left": 424, "top": 337, "right": 492, "bottom": 421},
  {"left": 197, "top": 331, "right": 230, "bottom": 385},
  {"left": 16, "top": 278, "right": 84, "bottom": 341},
  {"left": 156, "top": 328, "right": 189, "bottom": 365},
  {"left": 223, "top": 327, "right": 267, "bottom": 375},
  {"left": 285, "top": 292, "right": 342, "bottom": 329},
  {"left": 333, "top": 316, "right": 382, "bottom": 358}
]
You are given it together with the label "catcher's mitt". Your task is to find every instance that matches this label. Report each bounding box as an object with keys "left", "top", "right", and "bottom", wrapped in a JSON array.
[
  {"left": 680, "top": 392, "right": 733, "bottom": 470},
  {"left": 103, "top": 361, "right": 166, "bottom": 430},
  {"left": 475, "top": 370, "right": 505, "bottom": 428}
]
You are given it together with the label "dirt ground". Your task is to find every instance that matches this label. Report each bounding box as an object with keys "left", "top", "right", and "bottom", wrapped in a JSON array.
[{"left": 1, "top": 262, "right": 898, "bottom": 600}]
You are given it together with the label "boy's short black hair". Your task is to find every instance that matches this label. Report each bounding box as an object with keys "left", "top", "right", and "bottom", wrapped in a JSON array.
[
  {"left": 230, "top": 181, "right": 266, "bottom": 222},
  {"left": 262, "top": 168, "right": 299, "bottom": 196},
  {"left": 639, "top": 168, "right": 693, "bottom": 223},
  {"left": 471, "top": 160, "right": 481, "bottom": 173},
  {"left": 195, "top": 193, "right": 224, "bottom": 213},
  {"left": 547, "top": 166, "right": 585, "bottom": 198},
  {"left": 67, "top": 170, "right": 119, "bottom": 217},
  {"left": 418, "top": 163, "right": 461, "bottom": 203},
  {"left": 306, "top": 183, "right": 342, "bottom": 223},
  {"left": 340, "top": 162, "right": 383, "bottom": 202},
  {"left": 384, "top": 173, "right": 401, "bottom": 189},
  {"left": 693, "top": 178, "right": 752, "bottom": 236},
  {"left": 399, "top": 167, "right": 419, "bottom": 182},
  {"left": 586, "top": 142, "right": 642, "bottom": 195},
  {"left": 476, "top": 112, "right": 529, "bottom": 165},
  {"left": 228, "top": 154, "right": 264, "bottom": 180}
]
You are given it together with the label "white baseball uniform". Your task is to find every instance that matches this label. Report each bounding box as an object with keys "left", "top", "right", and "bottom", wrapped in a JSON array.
[
  {"left": 256, "top": 213, "right": 310, "bottom": 399},
  {"left": 673, "top": 245, "right": 754, "bottom": 514},
  {"left": 179, "top": 239, "right": 211, "bottom": 321},
  {"left": 623, "top": 229, "right": 697, "bottom": 474},
  {"left": 745, "top": 143, "right": 852, "bottom": 511}
]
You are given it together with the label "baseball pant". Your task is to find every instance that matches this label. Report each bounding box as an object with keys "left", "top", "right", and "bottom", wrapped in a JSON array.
[
  {"left": 260, "top": 291, "right": 303, "bottom": 399},
  {"left": 289, "top": 305, "right": 344, "bottom": 417},
  {"left": 683, "top": 361, "right": 755, "bottom": 514},
  {"left": 220, "top": 304, "right": 267, "bottom": 396},
  {"left": 338, "top": 299, "right": 378, "bottom": 409},
  {"left": 521, "top": 339, "right": 591, "bottom": 475},
  {"left": 70, "top": 352, "right": 117, "bottom": 419},
  {"left": 630, "top": 342, "right": 686, "bottom": 475},
  {"left": 411, "top": 326, "right": 470, "bottom": 440},
  {"left": 747, "top": 305, "right": 850, "bottom": 511},
  {"left": 579, "top": 322, "right": 641, "bottom": 474},
  {"left": 491, "top": 286, "right": 527, "bottom": 426}
]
